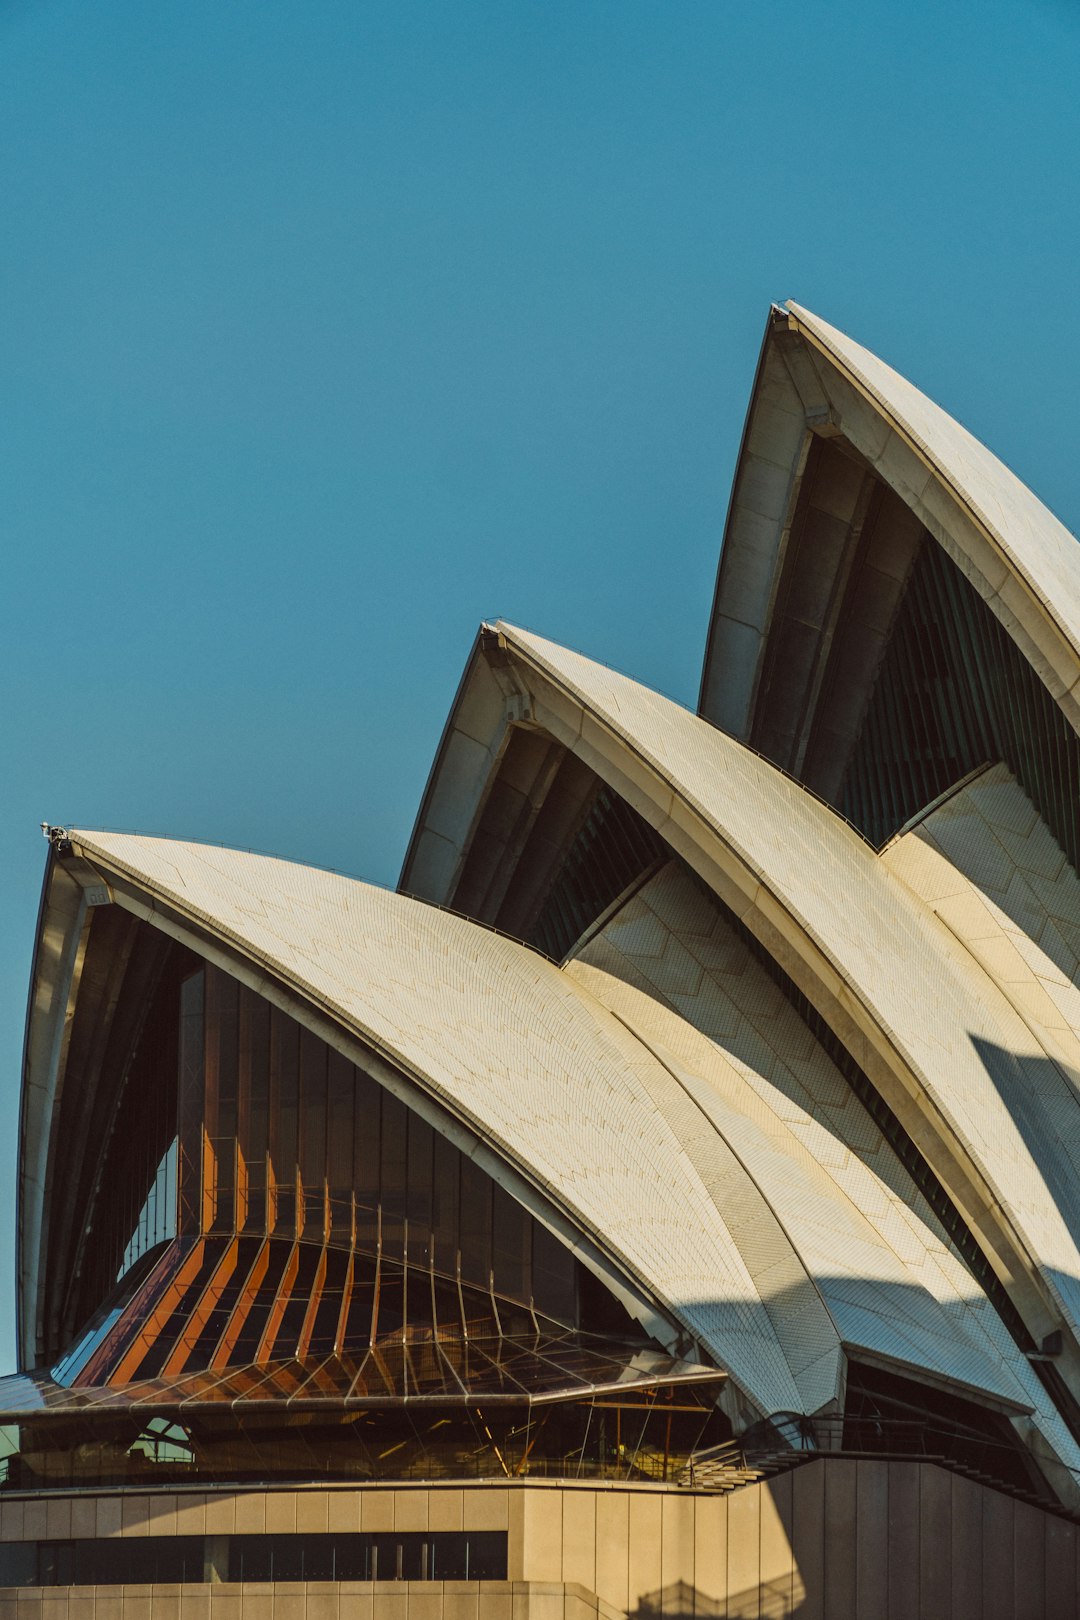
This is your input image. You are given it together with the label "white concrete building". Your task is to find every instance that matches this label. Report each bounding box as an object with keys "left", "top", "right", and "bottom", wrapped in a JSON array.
[{"left": 7, "top": 303, "right": 1080, "bottom": 1617}]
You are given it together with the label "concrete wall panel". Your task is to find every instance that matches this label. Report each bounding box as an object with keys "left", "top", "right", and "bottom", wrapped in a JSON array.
[
  {"left": 624, "top": 1496, "right": 660, "bottom": 1615},
  {"left": 759, "top": 1476, "right": 794, "bottom": 1618},
  {"left": 559, "top": 1496, "right": 595, "bottom": 1596},
  {"left": 949, "top": 1473, "right": 984, "bottom": 1620},
  {"left": 918, "top": 1464, "right": 952, "bottom": 1620},
  {"left": 823, "top": 1459, "right": 856, "bottom": 1620},
  {"left": 724, "top": 1483, "right": 759, "bottom": 1618},
  {"left": 691, "top": 1494, "right": 726, "bottom": 1618},
  {"left": 657, "top": 1495, "right": 692, "bottom": 1600},
  {"left": 592, "top": 1495, "right": 629, "bottom": 1617},
  {"left": 854, "top": 1463, "right": 887, "bottom": 1620},
  {"left": 982, "top": 1486, "right": 1014, "bottom": 1620},
  {"left": 885, "top": 1462, "right": 919, "bottom": 1620},
  {"left": 0, "top": 1472, "right": 1077, "bottom": 1617}
]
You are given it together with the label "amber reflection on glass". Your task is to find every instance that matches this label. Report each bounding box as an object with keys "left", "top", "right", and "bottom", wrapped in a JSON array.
[
  {"left": 1, "top": 1373, "right": 728, "bottom": 1490},
  {"left": 38, "top": 924, "right": 722, "bottom": 1501},
  {"left": 56, "top": 945, "right": 637, "bottom": 1395},
  {"left": 178, "top": 964, "right": 579, "bottom": 1323}
]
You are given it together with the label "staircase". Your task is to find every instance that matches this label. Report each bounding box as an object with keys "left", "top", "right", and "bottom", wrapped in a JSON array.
[{"left": 679, "top": 1438, "right": 1080, "bottom": 1524}]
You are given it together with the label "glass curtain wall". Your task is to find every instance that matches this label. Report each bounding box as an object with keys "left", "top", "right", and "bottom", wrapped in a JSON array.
[
  {"left": 56, "top": 943, "right": 613, "bottom": 1390},
  {"left": 180, "top": 964, "right": 578, "bottom": 1322},
  {"left": 838, "top": 536, "right": 1080, "bottom": 858}
]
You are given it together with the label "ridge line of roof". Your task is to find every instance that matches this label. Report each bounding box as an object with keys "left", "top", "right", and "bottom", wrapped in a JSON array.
[
  {"left": 65, "top": 825, "right": 563, "bottom": 964},
  {"left": 494, "top": 619, "right": 880, "bottom": 851},
  {"left": 784, "top": 301, "right": 1080, "bottom": 673}
]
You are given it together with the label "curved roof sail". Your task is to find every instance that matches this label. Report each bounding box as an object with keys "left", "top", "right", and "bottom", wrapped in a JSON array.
[
  {"left": 787, "top": 302, "right": 1080, "bottom": 676},
  {"left": 24, "top": 831, "right": 820, "bottom": 1417},
  {"left": 455, "top": 622, "right": 1080, "bottom": 1415},
  {"left": 700, "top": 301, "right": 1080, "bottom": 819},
  {"left": 564, "top": 860, "right": 1078, "bottom": 1464}
]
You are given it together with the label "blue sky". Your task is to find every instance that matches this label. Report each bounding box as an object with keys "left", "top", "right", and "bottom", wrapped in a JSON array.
[{"left": 1, "top": 0, "right": 1078, "bottom": 1370}]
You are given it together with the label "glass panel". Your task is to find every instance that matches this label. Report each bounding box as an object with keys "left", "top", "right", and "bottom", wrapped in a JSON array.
[
  {"left": 129, "top": 1415, "right": 194, "bottom": 1466},
  {"left": 228, "top": 1247, "right": 283, "bottom": 1364},
  {"left": 326, "top": 1050, "right": 355, "bottom": 1240},
  {"left": 212, "top": 971, "right": 240, "bottom": 1145},
  {"left": 238, "top": 987, "right": 271, "bottom": 1233},
  {"left": 177, "top": 969, "right": 205, "bottom": 1235},
  {"left": 117, "top": 1138, "right": 177, "bottom": 1281},
  {"left": 431, "top": 1131, "right": 460, "bottom": 1279},
  {"left": 270, "top": 1535, "right": 305, "bottom": 1581},
  {"left": 353, "top": 1069, "right": 381, "bottom": 1249},
  {"left": 458, "top": 1156, "right": 492, "bottom": 1291},
  {"left": 530, "top": 787, "right": 665, "bottom": 960},
  {"left": 532, "top": 1221, "right": 577, "bottom": 1327},
  {"left": 68, "top": 1537, "right": 206, "bottom": 1585},
  {"left": 837, "top": 533, "right": 1080, "bottom": 866},
  {"left": 132, "top": 1244, "right": 224, "bottom": 1380},
  {"left": 52, "top": 1297, "right": 133, "bottom": 1387},
  {"left": 269, "top": 1010, "right": 299, "bottom": 1237},
  {"left": 431, "top": 1533, "right": 468, "bottom": 1580},
  {"left": 369, "top": 1535, "right": 401, "bottom": 1581},
  {"left": 274, "top": 1242, "right": 323, "bottom": 1356},
  {"left": 308, "top": 1245, "right": 349, "bottom": 1357},
  {"left": 342, "top": 1270, "right": 377, "bottom": 1351},
  {"left": 332, "top": 1536, "right": 371, "bottom": 1580},
  {"left": 0, "top": 1543, "right": 37, "bottom": 1585},
  {"left": 399, "top": 1535, "right": 424, "bottom": 1580},
  {"left": 299, "top": 1534, "right": 335, "bottom": 1581},
  {"left": 187, "top": 1237, "right": 263, "bottom": 1363},
  {"left": 373, "top": 1267, "right": 404, "bottom": 1340},
  {"left": 228, "top": 1535, "right": 271, "bottom": 1581},
  {"left": 380, "top": 1093, "right": 408, "bottom": 1263},
  {"left": 299, "top": 1027, "right": 328, "bottom": 1238},
  {"left": 468, "top": 1532, "right": 509, "bottom": 1579},
  {"left": 406, "top": 1114, "right": 434, "bottom": 1264},
  {"left": 62, "top": 944, "right": 186, "bottom": 1327},
  {"left": 492, "top": 1183, "right": 529, "bottom": 1303}
]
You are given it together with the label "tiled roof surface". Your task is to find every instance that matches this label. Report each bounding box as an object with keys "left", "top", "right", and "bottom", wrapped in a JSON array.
[
  {"left": 497, "top": 623, "right": 1080, "bottom": 1378},
  {"left": 567, "top": 862, "right": 1079, "bottom": 1469},
  {"left": 788, "top": 301, "right": 1080, "bottom": 662}
]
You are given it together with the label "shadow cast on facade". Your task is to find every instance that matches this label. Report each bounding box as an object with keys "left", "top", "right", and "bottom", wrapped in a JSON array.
[
  {"left": 970, "top": 1035, "right": 1080, "bottom": 1297},
  {"left": 684, "top": 1269, "right": 1070, "bottom": 1504},
  {"left": 632, "top": 1575, "right": 802, "bottom": 1619}
]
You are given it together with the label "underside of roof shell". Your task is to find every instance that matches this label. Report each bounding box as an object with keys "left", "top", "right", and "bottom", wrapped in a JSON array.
[
  {"left": 700, "top": 300, "right": 1080, "bottom": 757},
  {"left": 24, "top": 830, "right": 820, "bottom": 1420},
  {"left": 401, "top": 619, "right": 1080, "bottom": 1432}
]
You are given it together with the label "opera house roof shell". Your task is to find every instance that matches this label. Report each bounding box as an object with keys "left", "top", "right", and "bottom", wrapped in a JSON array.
[{"left": 14, "top": 299, "right": 1080, "bottom": 1516}]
